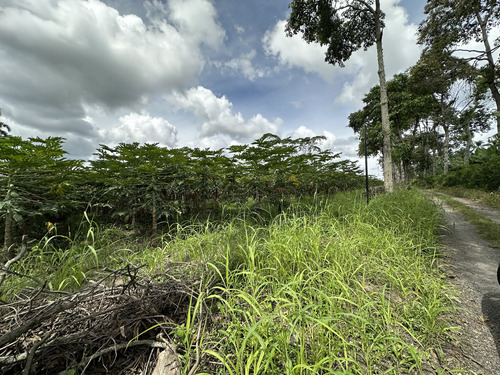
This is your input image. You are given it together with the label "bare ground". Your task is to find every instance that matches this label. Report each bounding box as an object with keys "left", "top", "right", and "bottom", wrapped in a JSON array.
[{"left": 431, "top": 193, "right": 500, "bottom": 374}]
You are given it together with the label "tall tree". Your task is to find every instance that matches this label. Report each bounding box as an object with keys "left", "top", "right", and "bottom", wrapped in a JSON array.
[
  {"left": 348, "top": 73, "right": 437, "bottom": 181},
  {"left": 286, "top": 0, "right": 394, "bottom": 192},
  {"left": 409, "top": 48, "right": 473, "bottom": 173},
  {"left": 419, "top": 0, "right": 500, "bottom": 136}
]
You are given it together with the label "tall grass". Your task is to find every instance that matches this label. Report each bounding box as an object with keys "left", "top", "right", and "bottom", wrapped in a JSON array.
[
  {"left": 2, "top": 189, "right": 463, "bottom": 374},
  {"left": 2, "top": 213, "right": 141, "bottom": 297},
  {"left": 134, "top": 189, "right": 459, "bottom": 374}
]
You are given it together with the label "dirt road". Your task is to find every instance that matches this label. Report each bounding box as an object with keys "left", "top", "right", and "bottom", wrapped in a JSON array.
[{"left": 432, "top": 193, "right": 500, "bottom": 374}]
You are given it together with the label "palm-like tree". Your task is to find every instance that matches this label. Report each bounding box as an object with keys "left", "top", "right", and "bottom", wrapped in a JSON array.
[{"left": 0, "top": 109, "right": 10, "bottom": 137}]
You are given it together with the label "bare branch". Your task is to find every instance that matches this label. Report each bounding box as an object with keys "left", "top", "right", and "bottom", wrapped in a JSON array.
[{"left": 0, "top": 236, "right": 28, "bottom": 289}]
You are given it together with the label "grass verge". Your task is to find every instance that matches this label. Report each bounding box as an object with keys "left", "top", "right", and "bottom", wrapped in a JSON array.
[
  {"left": 148, "top": 189, "right": 460, "bottom": 374},
  {"left": 2, "top": 189, "right": 467, "bottom": 374}
]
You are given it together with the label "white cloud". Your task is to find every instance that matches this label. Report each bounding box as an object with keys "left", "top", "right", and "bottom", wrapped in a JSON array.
[
  {"left": 221, "top": 50, "right": 268, "bottom": 81},
  {"left": 289, "top": 126, "right": 359, "bottom": 158},
  {"left": 235, "top": 25, "right": 245, "bottom": 34},
  {"left": 162, "top": 0, "right": 226, "bottom": 49},
  {"left": 290, "top": 125, "right": 318, "bottom": 139},
  {"left": 186, "top": 134, "right": 242, "bottom": 150},
  {"left": 97, "top": 112, "right": 178, "bottom": 147},
  {"left": 263, "top": 20, "right": 335, "bottom": 82},
  {"left": 170, "top": 86, "right": 283, "bottom": 140},
  {"left": 0, "top": 0, "right": 225, "bottom": 135}
]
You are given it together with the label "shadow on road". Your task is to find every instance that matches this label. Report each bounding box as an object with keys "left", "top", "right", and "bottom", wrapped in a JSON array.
[{"left": 482, "top": 292, "right": 500, "bottom": 360}]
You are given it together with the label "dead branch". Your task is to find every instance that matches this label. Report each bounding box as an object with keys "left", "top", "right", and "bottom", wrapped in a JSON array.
[
  {"left": 0, "top": 235, "right": 28, "bottom": 289},
  {"left": 0, "top": 263, "right": 208, "bottom": 374},
  {"left": 0, "top": 299, "right": 77, "bottom": 347},
  {"left": 80, "top": 340, "right": 174, "bottom": 372},
  {"left": 22, "top": 330, "right": 51, "bottom": 375}
]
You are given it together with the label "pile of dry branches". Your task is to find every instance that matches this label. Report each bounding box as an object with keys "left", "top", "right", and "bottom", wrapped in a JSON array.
[{"left": 0, "top": 263, "right": 205, "bottom": 375}]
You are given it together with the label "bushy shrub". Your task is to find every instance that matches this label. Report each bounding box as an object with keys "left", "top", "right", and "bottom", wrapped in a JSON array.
[{"left": 417, "top": 146, "right": 500, "bottom": 192}]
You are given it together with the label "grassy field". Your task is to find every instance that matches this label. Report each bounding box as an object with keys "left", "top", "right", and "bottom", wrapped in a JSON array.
[{"left": 3, "top": 189, "right": 468, "bottom": 374}]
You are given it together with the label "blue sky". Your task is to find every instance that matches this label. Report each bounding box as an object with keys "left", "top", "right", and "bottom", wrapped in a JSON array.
[{"left": 0, "top": 0, "right": 429, "bottom": 175}]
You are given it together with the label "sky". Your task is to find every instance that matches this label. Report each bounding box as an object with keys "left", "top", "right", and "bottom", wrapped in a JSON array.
[{"left": 0, "top": 0, "right": 432, "bottom": 176}]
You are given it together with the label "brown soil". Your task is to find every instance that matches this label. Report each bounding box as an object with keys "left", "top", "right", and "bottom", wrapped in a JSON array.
[{"left": 431, "top": 193, "right": 500, "bottom": 374}]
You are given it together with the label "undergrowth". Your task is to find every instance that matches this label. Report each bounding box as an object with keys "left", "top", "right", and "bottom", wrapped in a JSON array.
[
  {"left": 2, "top": 189, "right": 465, "bottom": 374},
  {"left": 139, "top": 189, "right": 458, "bottom": 374}
]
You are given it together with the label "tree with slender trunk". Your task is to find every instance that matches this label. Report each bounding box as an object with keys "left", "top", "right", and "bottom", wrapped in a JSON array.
[
  {"left": 419, "top": 0, "right": 500, "bottom": 137},
  {"left": 286, "top": 0, "right": 394, "bottom": 192},
  {"left": 409, "top": 47, "right": 476, "bottom": 173}
]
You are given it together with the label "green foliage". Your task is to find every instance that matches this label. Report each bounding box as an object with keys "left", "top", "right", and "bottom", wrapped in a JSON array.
[
  {"left": 88, "top": 134, "right": 364, "bottom": 232},
  {"left": 419, "top": 0, "right": 500, "bottom": 54},
  {"left": 419, "top": 0, "right": 500, "bottom": 135},
  {"left": 419, "top": 144, "right": 500, "bottom": 191},
  {"left": 162, "top": 190, "right": 455, "bottom": 374},
  {"left": 286, "top": 0, "right": 378, "bottom": 67},
  {"left": 0, "top": 136, "right": 84, "bottom": 258},
  {"left": 1, "top": 213, "right": 131, "bottom": 298},
  {"left": 0, "top": 134, "right": 366, "bottom": 254}
]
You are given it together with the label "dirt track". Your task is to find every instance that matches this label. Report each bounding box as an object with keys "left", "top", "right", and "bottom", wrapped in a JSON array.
[{"left": 432, "top": 194, "right": 500, "bottom": 374}]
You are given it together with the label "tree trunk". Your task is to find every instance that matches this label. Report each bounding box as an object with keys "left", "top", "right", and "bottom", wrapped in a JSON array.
[
  {"left": 375, "top": 0, "right": 393, "bottom": 192},
  {"left": 152, "top": 192, "right": 157, "bottom": 234},
  {"left": 464, "top": 121, "right": 472, "bottom": 165},
  {"left": 443, "top": 124, "right": 450, "bottom": 174},
  {"left": 477, "top": 11, "right": 500, "bottom": 136},
  {"left": 399, "top": 160, "right": 405, "bottom": 184},
  {"left": 432, "top": 149, "right": 437, "bottom": 176}
]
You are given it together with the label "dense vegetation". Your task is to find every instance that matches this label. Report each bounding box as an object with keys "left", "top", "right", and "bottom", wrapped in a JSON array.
[
  {"left": 1, "top": 1, "right": 499, "bottom": 373},
  {"left": 0, "top": 133, "right": 370, "bottom": 261},
  {"left": 1, "top": 189, "right": 465, "bottom": 374},
  {"left": 415, "top": 142, "right": 500, "bottom": 191}
]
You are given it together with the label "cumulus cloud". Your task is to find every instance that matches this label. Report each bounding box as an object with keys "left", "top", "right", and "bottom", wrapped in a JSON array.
[
  {"left": 337, "top": 0, "right": 421, "bottom": 104},
  {"left": 263, "top": 0, "right": 422, "bottom": 105},
  {"left": 97, "top": 112, "right": 178, "bottom": 147},
  {"left": 289, "top": 126, "right": 359, "bottom": 158},
  {"left": 220, "top": 50, "right": 269, "bottom": 81},
  {"left": 0, "top": 0, "right": 225, "bottom": 137},
  {"left": 170, "top": 86, "right": 283, "bottom": 140},
  {"left": 263, "top": 20, "right": 335, "bottom": 82}
]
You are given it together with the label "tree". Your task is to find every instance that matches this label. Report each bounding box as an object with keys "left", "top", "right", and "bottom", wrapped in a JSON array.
[
  {"left": 419, "top": 0, "right": 500, "bottom": 136},
  {"left": 0, "top": 109, "right": 11, "bottom": 137},
  {"left": 348, "top": 73, "right": 437, "bottom": 181},
  {"left": 409, "top": 48, "right": 473, "bottom": 173},
  {"left": 0, "top": 137, "right": 82, "bottom": 260},
  {"left": 286, "top": 0, "right": 394, "bottom": 191},
  {"left": 91, "top": 143, "right": 178, "bottom": 234}
]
